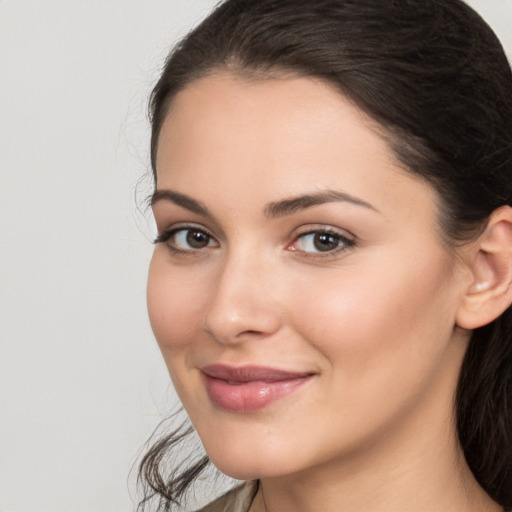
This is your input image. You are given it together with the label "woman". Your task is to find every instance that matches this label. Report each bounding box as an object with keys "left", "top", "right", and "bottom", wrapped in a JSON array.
[{"left": 139, "top": 0, "right": 512, "bottom": 510}]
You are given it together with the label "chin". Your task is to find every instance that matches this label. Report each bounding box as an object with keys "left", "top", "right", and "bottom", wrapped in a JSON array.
[
  {"left": 203, "top": 439, "right": 305, "bottom": 481},
  {"left": 211, "top": 461, "right": 263, "bottom": 481},
  {"left": 210, "top": 458, "right": 285, "bottom": 481},
  {"left": 204, "top": 445, "right": 265, "bottom": 479}
]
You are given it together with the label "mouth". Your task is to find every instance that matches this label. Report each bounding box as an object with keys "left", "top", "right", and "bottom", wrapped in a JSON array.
[{"left": 201, "top": 364, "right": 315, "bottom": 412}]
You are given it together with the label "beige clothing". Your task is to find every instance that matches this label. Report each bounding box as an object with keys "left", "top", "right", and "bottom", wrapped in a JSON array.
[
  {"left": 195, "top": 481, "right": 258, "bottom": 512},
  {"left": 194, "top": 480, "right": 510, "bottom": 511}
]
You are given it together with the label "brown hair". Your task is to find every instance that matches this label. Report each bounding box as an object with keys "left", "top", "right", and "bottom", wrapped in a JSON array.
[{"left": 140, "top": 1, "right": 512, "bottom": 509}]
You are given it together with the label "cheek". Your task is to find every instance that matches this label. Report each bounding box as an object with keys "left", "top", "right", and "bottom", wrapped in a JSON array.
[
  {"left": 276, "top": 252, "right": 462, "bottom": 454},
  {"left": 147, "top": 252, "right": 208, "bottom": 350},
  {"left": 287, "top": 250, "right": 458, "bottom": 382}
]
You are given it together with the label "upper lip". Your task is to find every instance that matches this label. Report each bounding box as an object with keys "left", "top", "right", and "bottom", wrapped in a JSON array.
[{"left": 201, "top": 364, "right": 314, "bottom": 382}]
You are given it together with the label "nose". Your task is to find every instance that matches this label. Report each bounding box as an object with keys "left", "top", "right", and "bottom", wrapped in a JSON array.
[{"left": 203, "top": 251, "right": 282, "bottom": 345}]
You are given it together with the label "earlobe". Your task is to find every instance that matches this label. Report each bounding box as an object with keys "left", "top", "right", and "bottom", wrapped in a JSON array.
[{"left": 456, "top": 206, "right": 512, "bottom": 330}]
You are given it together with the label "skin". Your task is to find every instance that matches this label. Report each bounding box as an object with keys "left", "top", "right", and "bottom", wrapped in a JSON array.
[{"left": 147, "top": 73, "right": 501, "bottom": 511}]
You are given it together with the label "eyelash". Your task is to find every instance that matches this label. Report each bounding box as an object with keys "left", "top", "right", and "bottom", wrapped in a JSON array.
[
  {"left": 154, "top": 225, "right": 356, "bottom": 258},
  {"left": 153, "top": 225, "right": 217, "bottom": 254},
  {"left": 289, "top": 228, "right": 356, "bottom": 257}
]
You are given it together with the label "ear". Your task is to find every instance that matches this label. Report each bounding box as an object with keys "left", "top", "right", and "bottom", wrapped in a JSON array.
[{"left": 456, "top": 206, "right": 512, "bottom": 330}]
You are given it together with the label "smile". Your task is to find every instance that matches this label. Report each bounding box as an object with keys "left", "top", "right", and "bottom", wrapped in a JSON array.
[{"left": 201, "top": 364, "right": 315, "bottom": 412}]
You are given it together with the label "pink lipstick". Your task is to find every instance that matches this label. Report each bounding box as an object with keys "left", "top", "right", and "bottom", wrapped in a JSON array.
[{"left": 201, "top": 364, "right": 314, "bottom": 412}]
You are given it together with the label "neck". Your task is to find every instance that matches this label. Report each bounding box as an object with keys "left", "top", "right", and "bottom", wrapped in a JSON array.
[
  {"left": 251, "top": 422, "right": 499, "bottom": 512},
  {"left": 252, "top": 434, "right": 498, "bottom": 512}
]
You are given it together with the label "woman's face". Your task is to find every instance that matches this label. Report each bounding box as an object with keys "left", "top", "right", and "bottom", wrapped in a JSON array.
[{"left": 148, "top": 73, "right": 471, "bottom": 480}]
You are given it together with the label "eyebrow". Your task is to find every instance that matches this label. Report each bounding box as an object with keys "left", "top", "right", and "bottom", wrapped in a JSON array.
[
  {"left": 151, "top": 188, "right": 377, "bottom": 218},
  {"left": 264, "top": 190, "right": 378, "bottom": 218},
  {"left": 151, "top": 189, "right": 210, "bottom": 216}
]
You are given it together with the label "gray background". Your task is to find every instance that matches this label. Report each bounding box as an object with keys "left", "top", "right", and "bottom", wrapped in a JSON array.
[{"left": 1, "top": 1, "right": 511, "bottom": 510}]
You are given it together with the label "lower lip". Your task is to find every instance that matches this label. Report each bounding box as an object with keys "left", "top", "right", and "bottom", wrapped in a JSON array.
[{"left": 203, "top": 374, "right": 312, "bottom": 412}]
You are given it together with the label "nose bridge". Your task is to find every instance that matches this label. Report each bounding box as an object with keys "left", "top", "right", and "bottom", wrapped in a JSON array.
[{"left": 204, "top": 246, "right": 281, "bottom": 343}]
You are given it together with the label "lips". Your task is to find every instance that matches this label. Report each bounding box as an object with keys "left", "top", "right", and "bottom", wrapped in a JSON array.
[{"left": 201, "top": 364, "right": 314, "bottom": 412}]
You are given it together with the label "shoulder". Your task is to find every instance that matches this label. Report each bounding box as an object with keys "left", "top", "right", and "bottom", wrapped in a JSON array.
[{"left": 194, "top": 481, "right": 258, "bottom": 512}]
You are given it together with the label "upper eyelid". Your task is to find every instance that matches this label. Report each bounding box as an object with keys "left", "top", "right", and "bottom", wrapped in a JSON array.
[
  {"left": 289, "top": 226, "right": 357, "bottom": 253},
  {"left": 156, "top": 222, "right": 214, "bottom": 236},
  {"left": 292, "top": 225, "right": 356, "bottom": 240},
  {"left": 154, "top": 217, "right": 223, "bottom": 239},
  {"left": 292, "top": 229, "right": 355, "bottom": 245},
  {"left": 154, "top": 224, "right": 218, "bottom": 245}
]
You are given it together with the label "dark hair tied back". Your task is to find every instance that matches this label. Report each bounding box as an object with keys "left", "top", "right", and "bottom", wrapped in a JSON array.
[{"left": 140, "top": 0, "right": 512, "bottom": 509}]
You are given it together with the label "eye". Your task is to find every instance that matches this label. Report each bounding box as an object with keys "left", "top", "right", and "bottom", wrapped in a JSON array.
[
  {"left": 175, "top": 228, "right": 215, "bottom": 249},
  {"left": 290, "top": 229, "right": 355, "bottom": 255},
  {"left": 154, "top": 226, "right": 218, "bottom": 252}
]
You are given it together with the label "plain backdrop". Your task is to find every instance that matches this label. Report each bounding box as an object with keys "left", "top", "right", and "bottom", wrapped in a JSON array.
[{"left": 1, "top": 1, "right": 511, "bottom": 511}]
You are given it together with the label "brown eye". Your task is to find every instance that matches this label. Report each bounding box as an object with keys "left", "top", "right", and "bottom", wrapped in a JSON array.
[
  {"left": 154, "top": 226, "right": 218, "bottom": 252},
  {"left": 185, "top": 229, "right": 211, "bottom": 249},
  {"left": 291, "top": 229, "right": 355, "bottom": 255},
  {"left": 312, "top": 233, "right": 340, "bottom": 252}
]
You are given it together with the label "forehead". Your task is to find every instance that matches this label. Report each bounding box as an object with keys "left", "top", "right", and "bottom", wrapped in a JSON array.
[{"left": 155, "top": 72, "right": 438, "bottom": 224}]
